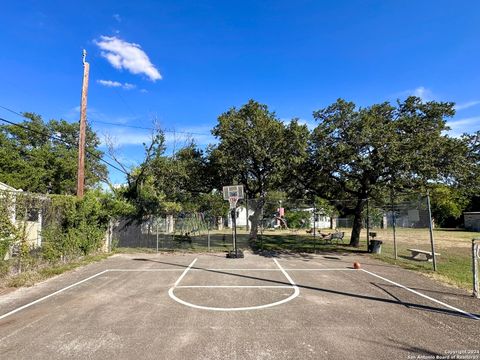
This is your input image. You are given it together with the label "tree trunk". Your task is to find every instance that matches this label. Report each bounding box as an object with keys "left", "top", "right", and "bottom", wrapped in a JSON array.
[
  {"left": 249, "top": 198, "right": 265, "bottom": 240},
  {"left": 349, "top": 198, "right": 365, "bottom": 247}
]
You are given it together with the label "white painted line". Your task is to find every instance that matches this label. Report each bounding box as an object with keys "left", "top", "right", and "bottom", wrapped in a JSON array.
[
  {"left": 197, "top": 268, "right": 355, "bottom": 271},
  {"left": 168, "top": 258, "right": 300, "bottom": 311},
  {"left": 108, "top": 269, "right": 185, "bottom": 272},
  {"left": 284, "top": 268, "right": 356, "bottom": 271},
  {"left": 0, "top": 270, "right": 110, "bottom": 321},
  {"left": 273, "top": 259, "right": 298, "bottom": 287},
  {"left": 200, "top": 268, "right": 279, "bottom": 271},
  {"left": 362, "top": 269, "right": 479, "bottom": 321},
  {"left": 107, "top": 267, "right": 354, "bottom": 272},
  {"left": 176, "top": 285, "right": 293, "bottom": 289},
  {"left": 167, "top": 286, "right": 298, "bottom": 311},
  {"left": 174, "top": 258, "right": 198, "bottom": 287}
]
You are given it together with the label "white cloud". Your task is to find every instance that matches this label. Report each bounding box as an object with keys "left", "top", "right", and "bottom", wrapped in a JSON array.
[
  {"left": 103, "top": 131, "right": 152, "bottom": 146},
  {"left": 95, "top": 36, "right": 162, "bottom": 81},
  {"left": 123, "top": 83, "right": 136, "bottom": 90},
  {"left": 97, "top": 79, "right": 137, "bottom": 90},
  {"left": 395, "top": 86, "right": 435, "bottom": 102},
  {"left": 447, "top": 116, "right": 480, "bottom": 137},
  {"left": 113, "top": 14, "right": 121, "bottom": 22},
  {"left": 411, "top": 86, "right": 434, "bottom": 101},
  {"left": 281, "top": 118, "right": 316, "bottom": 130},
  {"left": 454, "top": 101, "right": 480, "bottom": 111},
  {"left": 140, "top": 89, "right": 148, "bottom": 93},
  {"left": 97, "top": 79, "right": 122, "bottom": 87},
  {"left": 448, "top": 116, "right": 480, "bottom": 128}
]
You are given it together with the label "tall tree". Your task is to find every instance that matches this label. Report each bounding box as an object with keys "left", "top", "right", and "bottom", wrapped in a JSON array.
[
  {"left": 211, "top": 100, "right": 309, "bottom": 239},
  {"left": 117, "top": 128, "right": 212, "bottom": 219},
  {"left": 0, "top": 113, "right": 107, "bottom": 194},
  {"left": 310, "top": 97, "right": 465, "bottom": 247}
]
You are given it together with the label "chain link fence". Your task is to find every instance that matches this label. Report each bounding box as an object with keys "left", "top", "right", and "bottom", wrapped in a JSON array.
[
  {"left": 112, "top": 213, "right": 251, "bottom": 251},
  {"left": 2, "top": 186, "right": 476, "bottom": 293},
  {"left": 1, "top": 189, "right": 111, "bottom": 279}
]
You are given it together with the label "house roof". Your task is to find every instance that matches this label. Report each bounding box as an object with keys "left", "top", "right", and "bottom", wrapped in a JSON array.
[{"left": 0, "top": 182, "right": 21, "bottom": 192}]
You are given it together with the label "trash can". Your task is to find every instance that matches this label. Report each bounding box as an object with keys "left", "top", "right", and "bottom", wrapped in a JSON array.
[{"left": 369, "top": 240, "right": 383, "bottom": 254}]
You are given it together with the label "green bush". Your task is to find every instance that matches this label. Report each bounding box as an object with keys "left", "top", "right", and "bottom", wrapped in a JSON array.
[
  {"left": 41, "top": 225, "right": 65, "bottom": 262},
  {"left": 285, "top": 210, "right": 311, "bottom": 228},
  {"left": 0, "top": 189, "right": 130, "bottom": 284},
  {"left": 0, "top": 194, "right": 17, "bottom": 259},
  {"left": 41, "top": 191, "right": 114, "bottom": 260}
]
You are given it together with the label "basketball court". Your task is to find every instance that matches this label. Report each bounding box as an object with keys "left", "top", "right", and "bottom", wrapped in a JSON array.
[{"left": 0, "top": 252, "right": 478, "bottom": 359}]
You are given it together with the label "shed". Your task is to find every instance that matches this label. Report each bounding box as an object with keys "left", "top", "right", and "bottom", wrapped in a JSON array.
[{"left": 464, "top": 212, "right": 480, "bottom": 231}]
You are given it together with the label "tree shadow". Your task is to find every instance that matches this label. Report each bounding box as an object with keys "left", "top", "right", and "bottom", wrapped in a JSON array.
[
  {"left": 358, "top": 336, "right": 443, "bottom": 357},
  {"left": 130, "top": 258, "right": 479, "bottom": 320},
  {"left": 379, "top": 283, "right": 473, "bottom": 299}
]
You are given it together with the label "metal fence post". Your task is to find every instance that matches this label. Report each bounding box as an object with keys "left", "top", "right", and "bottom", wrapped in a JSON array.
[
  {"left": 156, "top": 218, "right": 159, "bottom": 253},
  {"left": 390, "top": 192, "right": 398, "bottom": 260},
  {"left": 207, "top": 226, "right": 211, "bottom": 252},
  {"left": 426, "top": 191, "right": 437, "bottom": 271},
  {"left": 473, "top": 238, "right": 479, "bottom": 298},
  {"left": 366, "top": 197, "right": 370, "bottom": 251}
]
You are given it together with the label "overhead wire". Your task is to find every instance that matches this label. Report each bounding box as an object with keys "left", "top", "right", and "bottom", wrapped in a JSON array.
[
  {"left": 0, "top": 114, "right": 128, "bottom": 175},
  {"left": 0, "top": 51, "right": 213, "bottom": 176},
  {"left": 88, "top": 118, "right": 211, "bottom": 136},
  {"left": 0, "top": 104, "right": 128, "bottom": 172}
]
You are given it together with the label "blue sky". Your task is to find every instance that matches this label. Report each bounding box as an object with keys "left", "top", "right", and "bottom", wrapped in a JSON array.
[{"left": 1, "top": 1, "right": 479, "bottom": 184}]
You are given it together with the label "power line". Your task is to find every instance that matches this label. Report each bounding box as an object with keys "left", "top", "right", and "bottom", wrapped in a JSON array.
[
  {"left": 88, "top": 118, "right": 211, "bottom": 136},
  {"left": 0, "top": 116, "right": 128, "bottom": 175},
  {"left": 0, "top": 104, "right": 26, "bottom": 118},
  {"left": 1, "top": 101, "right": 212, "bottom": 137},
  {"left": 0, "top": 103, "right": 128, "bottom": 173}
]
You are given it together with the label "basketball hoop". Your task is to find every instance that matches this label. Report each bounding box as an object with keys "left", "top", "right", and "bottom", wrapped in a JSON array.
[
  {"left": 223, "top": 185, "right": 245, "bottom": 259},
  {"left": 229, "top": 196, "right": 239, "bottom": 209},
  {"left": 223, "top": 185, "right": 244, "bottom": 210}
]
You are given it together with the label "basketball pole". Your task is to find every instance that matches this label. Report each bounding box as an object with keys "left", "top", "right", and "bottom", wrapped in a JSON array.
[
  {"left": 223, "top": 185, "right": 244, "bottom": 258},
  {"left": 231, "top": 206, "right": 237, "bottom": 257}
]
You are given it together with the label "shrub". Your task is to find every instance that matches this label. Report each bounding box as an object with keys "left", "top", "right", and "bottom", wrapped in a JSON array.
[{"left": 285, "top": 210, "right": 311, "bottom": 229}]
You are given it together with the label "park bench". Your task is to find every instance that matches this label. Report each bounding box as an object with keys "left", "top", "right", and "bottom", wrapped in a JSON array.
[
  {"left": 407, "top": 248, "right": 441, "bottom": 262},
  {"left": 331, "top": 231, "right": 345, "bottom": 244}
]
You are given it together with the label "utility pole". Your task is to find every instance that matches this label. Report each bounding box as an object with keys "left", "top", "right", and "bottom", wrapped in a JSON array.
[{"left": 77, "top": 49, "right": 90, "bottom": 198}]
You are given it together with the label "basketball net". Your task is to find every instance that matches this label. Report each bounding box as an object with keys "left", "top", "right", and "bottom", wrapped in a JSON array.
[{"left": 229, "top": 196, "right": 238, "bottom": 209}]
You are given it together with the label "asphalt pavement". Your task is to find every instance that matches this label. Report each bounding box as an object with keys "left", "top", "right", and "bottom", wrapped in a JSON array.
[{"left": 0, "top": 251, "right": 478, "bottom": 360}]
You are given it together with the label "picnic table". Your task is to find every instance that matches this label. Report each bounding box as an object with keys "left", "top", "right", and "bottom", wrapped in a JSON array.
[{"left": 407, "top": 248, "right": 441, "bottom": 262}]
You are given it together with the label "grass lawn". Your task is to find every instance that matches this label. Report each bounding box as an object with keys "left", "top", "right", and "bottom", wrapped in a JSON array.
[
  {"left": 4, "top": 227, "right": 475, "bottom": 291},
  {"left": 249, "top": 227, "right": 479, "bottom": 292},
  {"left": 0, "top": 253, "right": 111, "bottom": 289}
]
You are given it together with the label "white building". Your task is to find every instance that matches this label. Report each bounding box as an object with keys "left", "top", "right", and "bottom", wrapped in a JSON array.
[
  {"left": 303, "top": 208, "right": 332, "bottom": 229},
  {"left": 0, "top": 182, "right": 43, "bottom": 251},
  {"left": 228, "top": 205, "right": 255, "bottom": 228}
]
